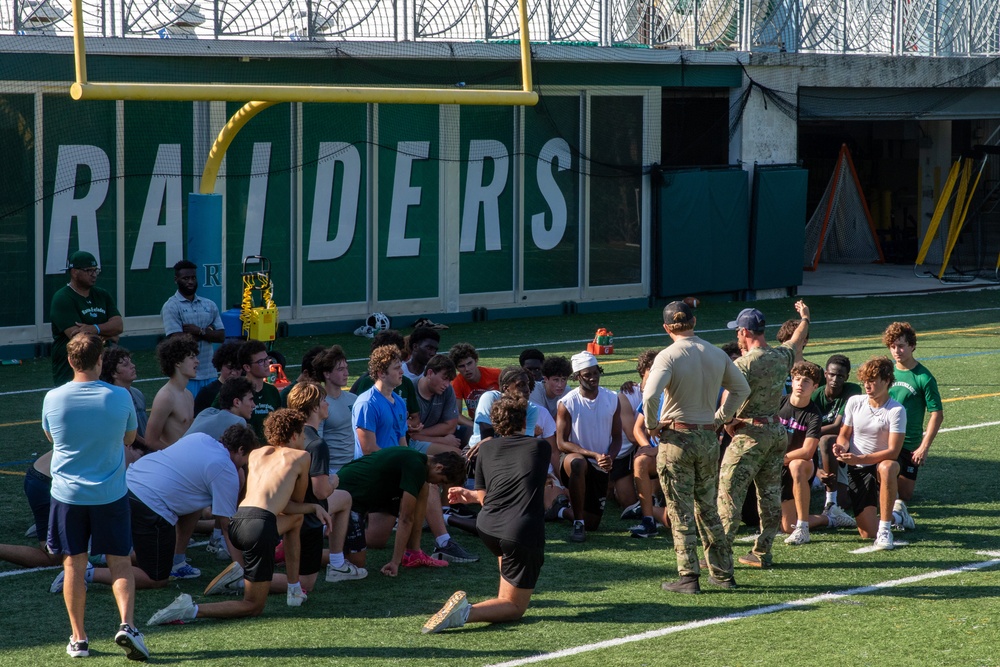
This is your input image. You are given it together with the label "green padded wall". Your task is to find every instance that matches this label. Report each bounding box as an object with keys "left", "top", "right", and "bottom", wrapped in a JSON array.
[{"left": 750, "top": 165, "right": 807, "bottom": 290}]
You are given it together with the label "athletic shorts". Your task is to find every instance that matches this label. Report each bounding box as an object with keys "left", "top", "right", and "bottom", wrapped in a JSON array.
[
  {"left": 344, "top": 511, "right": 367, "bottom": 554},
  {"left": 228, "top": 506, "right": 279, "bottom": 583},
  {"left": 560, "top": 461, "right": 609, "bottom": 516},
  {"left": 24, "top": 467, "right": 52, "bottom": 544},
  {"left": 47, "top": 495, "right": 132, "bottom": 557},
  {"left": 897, "top": 448, "right": 920, "bottom": 481},
  {"left": 128, "top": 491, "right": 174, "bottom": 582},
  {"left": 299, "top": 524, "right": 324, "bottom": 577},
  {"left": 847, "top": 465, "right": 880, "bottom": 516},
  {"left": 480, "top": 531, "right": 544, "bottom": 590},
  {"left": 780, "top": 462, "right": 816, "bottom": 502},
  {"left": 408, "top": 440, "right": 431, "bottom": 454},
  {"left": 610, "top": 452, "right": 634, "bottom": 482}
]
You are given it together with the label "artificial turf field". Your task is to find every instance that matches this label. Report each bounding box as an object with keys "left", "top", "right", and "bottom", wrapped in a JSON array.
[{"left": 0, "top": 290, "right": 998, "bottom": 666}]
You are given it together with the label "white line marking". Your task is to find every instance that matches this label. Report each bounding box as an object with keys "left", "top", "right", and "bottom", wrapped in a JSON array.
[
  {"left": 850, "top": 540, "right": 910, "bottom": 554},
  {"left": 6, "top": 305, "right": 1000, "bottom": 398},
  {"left": 976, "top": 550, "right": 1000, "bottom": 557},
  {"left": 0, "top": 565, "right": 59, "bottom": 578},
  {"left": 484, "top": 557, "right": 1000, "bottom": 667},
  {"left": 939, "top": 421, "right": 1000, "bottom": 433}
]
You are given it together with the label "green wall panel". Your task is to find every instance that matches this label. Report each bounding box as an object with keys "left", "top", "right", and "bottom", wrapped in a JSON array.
[
  {"left": 0, "top": 94, "right": 35, "bottom": 326},
  {"left": 301, "top": 103, "right": 369, "bottom": 306},
  {"left": 750, "top": 165, "right": 807, "bottom": 289},
  {"left": 523, "top": 96, "right": 580, "bottom": 291}
]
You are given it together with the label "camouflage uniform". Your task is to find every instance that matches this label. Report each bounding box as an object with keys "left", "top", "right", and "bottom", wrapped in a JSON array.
[
  {"left": 657, "top": 428, "right": 734, "bottom": 578},
  {"left": 718, "top": 344, "right": 795, "bottom": 565}
]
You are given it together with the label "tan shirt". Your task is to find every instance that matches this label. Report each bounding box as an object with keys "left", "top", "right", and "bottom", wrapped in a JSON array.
[{"left": 642, "top": 335, "right": 750, "bottom": 428}]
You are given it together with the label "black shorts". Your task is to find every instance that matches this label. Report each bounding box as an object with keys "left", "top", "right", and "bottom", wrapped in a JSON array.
[
  {"left": 24, "top": 467, "right": 52, "bottom": 543},
  {"left": 560, "top": 461, "right": 609, "bottom": 516},
  {"left": 229, "top": 507, "right": 279, "bottom": 583},
  {"left": 128, "top": 491, "right": 174, "bottom": 582},
  {"left": 780, "top": 463, "right": 816, "bottom": 502},
  {"left": 299, "top": 525, "right": 324, "bottom": 577},
  {"left": 480, "top": 531, "right": 544, "bottom": 590},
  {"left": 610, "top": 452, "right": 634, "bottom": 482},
  {"left": 48, "top": 495, "right": 133, "bottom": 557},
  {"left": 344, "top": 511, "right": 367, "bottom": 554},
  {"left": 897, "top": 448, "right": 920, "bottom": 481},
  {"left": 847, "top": 465, "right": 880, "bottom": 516}
]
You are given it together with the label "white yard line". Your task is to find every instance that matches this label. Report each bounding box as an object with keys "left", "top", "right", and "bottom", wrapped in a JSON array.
[{"left": 484, "top": 556, "right": 1000, "bottom": 667}]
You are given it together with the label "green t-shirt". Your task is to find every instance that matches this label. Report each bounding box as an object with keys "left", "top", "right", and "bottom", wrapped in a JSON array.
[
  {"left": 49, "top": 285, "right": 120, "bottom": 385},
  {"left": 336, "top": 447, "right": 428, "bottom": 514},
  {"left": 889, "top": 362, "right": 942, "bottom": 451},
  {"left": 810, "top": 382, "right": 863, "bottom": 427}
]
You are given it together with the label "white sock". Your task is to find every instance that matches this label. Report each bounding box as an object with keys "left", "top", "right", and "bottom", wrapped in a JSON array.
[
  {"left": 825, "top": 491, "right": 837, "bottom": 505},
  {"left": 192, "top": 604, "right": 199, "bottom": 618},
  {"left": 558, "top": 508, "right": 569, "bottom": 519},
  {"left": 329, "top": 552, "right": 345, "bottom": 568},
  {"left": 288, "top": 582, "right": 302, "bottom": 594},
  {"left": 212, "top": 528, "right": 222, "bottom": 540},
  {"left": 435, "top": 533, "right": 452, "bottom": 548},
  {"left": 796, "top": 520, "right": 808, "bottom": 530},
  {"left": 574, "top": 519, "right": 584, "bottom": 528},
  {"left": 878, "top": 520, "right": 892, "bottom": 533}
]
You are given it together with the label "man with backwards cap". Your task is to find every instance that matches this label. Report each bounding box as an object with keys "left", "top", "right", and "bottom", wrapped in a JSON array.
[
  {"left": 50, "top": 250, "right": 124, "bottom": 386},
  {"left": 642, "top": 300, "right": 750, "bottom": 594},
  {"left": 556, "top": 351, "right": 622, "bottom": 543},
  {"left": 718, "top": 301, "right": 810, "bottom": 570}
]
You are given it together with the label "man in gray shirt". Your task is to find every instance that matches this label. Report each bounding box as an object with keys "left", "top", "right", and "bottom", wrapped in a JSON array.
[
  {"left": 642, "top": 300, "right": 750, "bottom": 594},
  {"left": 186, "top": 378, "right": 254, "bottom": 441}
]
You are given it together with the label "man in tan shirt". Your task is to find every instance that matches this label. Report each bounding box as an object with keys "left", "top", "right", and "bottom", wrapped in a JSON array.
[{"left": 641, "top": 301, "right": 750, "bottom": 594}]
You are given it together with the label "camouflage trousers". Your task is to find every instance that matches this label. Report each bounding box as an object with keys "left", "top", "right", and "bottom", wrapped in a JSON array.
[
  {"left": 718, "top": 423, "right": 786, "bottom": 564},
  {"left": 657, "top": 428, "right": 733, "bottom": 579}
]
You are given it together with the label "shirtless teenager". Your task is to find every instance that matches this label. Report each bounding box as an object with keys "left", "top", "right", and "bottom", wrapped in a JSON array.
[
  {"left": 145, "top": 335, "right": 199, "bottom": 450},
  {"left": 147, "top": 410, "right": 334, "bottom": 624}
]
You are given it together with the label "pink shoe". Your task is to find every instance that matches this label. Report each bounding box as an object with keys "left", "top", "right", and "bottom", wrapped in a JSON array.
[
  {"left": 402, "top": 550, "right": 449, "bottom": 568},
  {"left": 274, "top": 540, "right": 285, "bottom": 565}
]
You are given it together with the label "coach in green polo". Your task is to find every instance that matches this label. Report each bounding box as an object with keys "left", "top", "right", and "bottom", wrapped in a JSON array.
[{"left": 50, "top": 250, "right": 123, "bottom": 386}]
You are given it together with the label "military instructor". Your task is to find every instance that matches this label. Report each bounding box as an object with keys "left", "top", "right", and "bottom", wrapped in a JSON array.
[{"left": 50, "top": 250, "right": 123, "bottom": 386}]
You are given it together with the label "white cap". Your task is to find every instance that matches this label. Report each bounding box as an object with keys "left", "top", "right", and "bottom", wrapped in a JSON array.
[{"left": 571, "top": 351, "right": 598, "bottom": 373}]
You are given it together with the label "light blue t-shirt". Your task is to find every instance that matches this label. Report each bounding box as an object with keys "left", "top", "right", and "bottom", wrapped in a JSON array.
[
  {"left": 352, "top": 386, "right": 408, "bottom": 457},
  {"left": 43, "top": 380, "right": 138, "bottom": 505},
  {"left": 469, "top": 390, "right": 540, "bottom": 447}
]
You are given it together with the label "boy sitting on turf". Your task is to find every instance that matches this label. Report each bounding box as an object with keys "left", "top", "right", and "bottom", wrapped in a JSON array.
[
  {"left": 780, "top": 362, "right": 855, "bottom": 547},
  {"left": 148, "top": 409, "right": 334, "bottom": 624}
]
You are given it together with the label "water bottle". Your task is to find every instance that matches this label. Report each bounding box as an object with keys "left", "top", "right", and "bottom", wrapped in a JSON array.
[{"left": 0, "top": 359, "right": 20, "bottom": 366}]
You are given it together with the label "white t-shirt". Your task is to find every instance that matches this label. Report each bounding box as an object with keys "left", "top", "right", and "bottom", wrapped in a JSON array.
[
  {"left": 843, "top": 394, "right": 906, "bottom": 460},
  {"left": 126, "top": 432, "right": 239, "bottom": 525},
  {"left": 532, "top": 401, "right": 556, "bottom": 439},
  {"left": 559, "top": 386, "right": 618, "bottom": 469}
]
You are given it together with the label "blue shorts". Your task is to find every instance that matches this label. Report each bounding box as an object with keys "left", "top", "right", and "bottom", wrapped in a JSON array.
[
  {"left": 47, "top": 495, "right": 133, "bottom": 557},
  {"left": 24, "top": 467, "right": 52, "bottom": 544}
]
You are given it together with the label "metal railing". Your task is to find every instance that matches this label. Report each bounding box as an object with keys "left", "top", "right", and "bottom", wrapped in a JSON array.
[{"left": 3, "top": 0, "right": 999, "bottom": 54}]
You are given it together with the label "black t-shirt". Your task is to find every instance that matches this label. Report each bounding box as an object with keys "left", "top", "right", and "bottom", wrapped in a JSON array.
[
  {"left": 777, "top": 395, "right": 823, "bottom": 454},
  {"left": 194, "top": 379, "right": 222, "bottom": 416},
  {"left": 474, "top": 435, "right": 551, "bottom": 547},
  {"left": 303, "top": 424, "right": 330, "bottom": 529}
]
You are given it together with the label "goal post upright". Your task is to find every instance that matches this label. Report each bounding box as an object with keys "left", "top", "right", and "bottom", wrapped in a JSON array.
[{"left": 68, "top": 0, "right": 539, "bottom": 311}]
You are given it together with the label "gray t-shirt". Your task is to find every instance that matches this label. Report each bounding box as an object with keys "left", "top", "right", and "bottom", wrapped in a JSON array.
[
  {"left": 322, "top": 390, "right": 357, "bottom": 469},
  {"left": 416, "top": 385, "right": 459, "bottom": 429},
  {"left": 128, "top": 386, "right": 148, "bottom": 438},
  {"left": 185, "top": 408, "right": 246, "bottom": 441},
  {"left": 529, "top": 382, "right": 570, "bottom": 420}
]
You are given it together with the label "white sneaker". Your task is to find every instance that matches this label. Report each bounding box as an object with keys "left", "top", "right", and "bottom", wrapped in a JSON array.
[
  {"left": 784, "top": 525, "right": 810, "bottom": 545},
  {"left": 148, "top": 593, "right": 197, "bottom": 625},
  {"left": 873, "top": 529, "right": 895, "bottom": 551},
  {"left": 326, "top": 561, "right": 368, "bottom": 583},
  {"left": 287, "top": 586, "right": 308, "bottom": 607},
  {"left": 422, "top": 591, "right": 471, "bottom": 634},
  {"left": 823, "top": 503, "right": 857, "bottom": 528},
  {"left": 203, "top": 561, "right": 244, "bottom": 596},
  {"left": 51, "top": 562, "right": 94, "bottom": 593},
  {"left": 206, "top": 535, "right": 231, "bottom": 561},
  {"left": 893, "top": 500, "right": 916, "bottom": 530}
]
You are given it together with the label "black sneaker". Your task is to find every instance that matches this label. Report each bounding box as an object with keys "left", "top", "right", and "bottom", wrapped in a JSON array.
[
  {"left": 570, "top": 522, "right": 586, "bottom": 543},
  {"left": 544, "top": 495, "right": 569, "bottom": 521},
  {"left": 629, "top": 519, "right": 657, "bottom": 538},
  {"left": 432, "top": 539, "right": 480, "bottom": 563},
  {"left": 115, "top": 623, "right": 150, "bottom": 661},
  {"left": 66, "top": 638, "right": 89, "bottom": 658}
]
